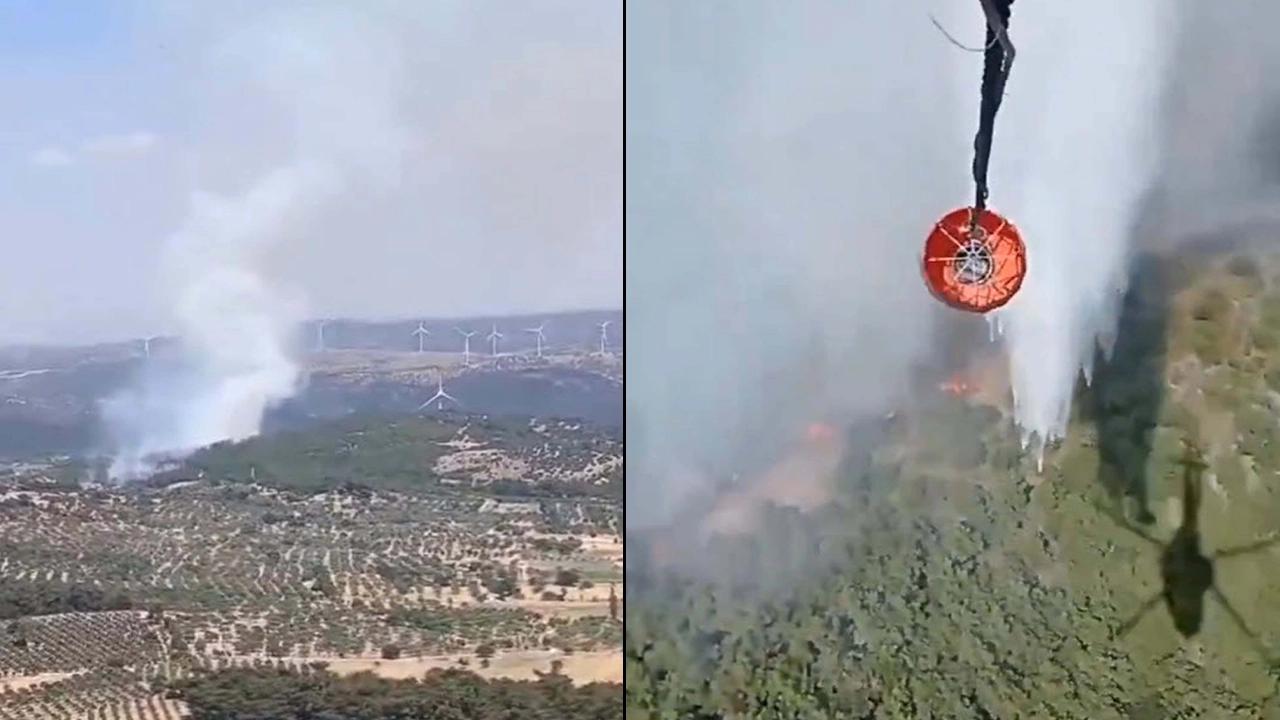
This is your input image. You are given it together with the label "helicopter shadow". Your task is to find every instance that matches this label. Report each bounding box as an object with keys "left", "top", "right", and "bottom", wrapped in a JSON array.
[
  {"left": 1080, "top": 252, "right": 1182, "bottom": 524},
  {"left": 1095, "top": 441, "right": 1280, "bottom": 662}
]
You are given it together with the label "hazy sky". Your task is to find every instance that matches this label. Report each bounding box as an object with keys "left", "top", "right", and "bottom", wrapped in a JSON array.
[{"left": 0, "top": 0, "right": 620, "bottom": 345}]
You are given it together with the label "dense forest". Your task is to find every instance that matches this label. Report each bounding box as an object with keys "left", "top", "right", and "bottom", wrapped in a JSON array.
[
  {"left": 168, "top": 665, "right": 622, "bottom": 720},
  {"left": 171, "top": 413, "right": 621, "bottom": 499},
  {"left": 0, "top": 579, "right": 135, "bottom": 620},
  {"left": 626, "top": 252, "right": 1280, "bottom": 718}
]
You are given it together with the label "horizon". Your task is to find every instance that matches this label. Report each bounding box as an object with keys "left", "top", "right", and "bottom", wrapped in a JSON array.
[{"left": 0, "top": 306, "right": 625, "bottom": 353}]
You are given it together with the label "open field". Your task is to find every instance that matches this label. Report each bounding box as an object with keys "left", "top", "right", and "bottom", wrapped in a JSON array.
[{"left": 240, "top": 648, "right": 624, "bottom": 684}]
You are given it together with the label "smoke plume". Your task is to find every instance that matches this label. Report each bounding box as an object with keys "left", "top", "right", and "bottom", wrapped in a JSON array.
[
  {"left": 1144, "top": 3, "right": 1280, "bottom": 247},
  {"left": 103, "top": 6, "right": 410, "bottom": 479},
  {"left": 627, "top": 2, "right": 970, "bottom": 526}
]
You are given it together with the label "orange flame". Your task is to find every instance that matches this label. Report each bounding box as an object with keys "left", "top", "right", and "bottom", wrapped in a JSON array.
[
  {"left": 939, "top": 373, "right": 977, "bottom": 397},
  {"left": 805, "top": 422, "right": 838, "bottom": 445}
]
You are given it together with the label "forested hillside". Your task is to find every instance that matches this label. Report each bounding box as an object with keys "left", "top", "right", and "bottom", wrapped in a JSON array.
[{"left": 627, "top": 250, "right": 1280, "bottom": 718}]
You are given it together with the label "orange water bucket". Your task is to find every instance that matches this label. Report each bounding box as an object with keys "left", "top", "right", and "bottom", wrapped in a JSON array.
[{"left": 922, "top": 206, "right": 1026, "bottom": 313}]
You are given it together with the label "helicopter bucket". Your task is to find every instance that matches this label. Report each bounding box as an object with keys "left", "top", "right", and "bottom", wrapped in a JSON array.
[{"left": 922, "top": 206, "right": 1026, "bottom": 314}]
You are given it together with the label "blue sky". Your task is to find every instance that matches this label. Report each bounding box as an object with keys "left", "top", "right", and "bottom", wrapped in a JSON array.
[
  {"left": 0, "top": 1, "right": 125, "bottom": 55},
  {"left": 0, "top": 1, "right": 621, "bottom": 344}
]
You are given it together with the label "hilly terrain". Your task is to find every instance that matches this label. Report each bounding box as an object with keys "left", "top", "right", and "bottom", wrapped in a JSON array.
[
  {"left": 0, "top": 310, "right": 622, "bottom": 461},
  {"left": 626, "top": 249, "right": 1280, "bottom": 718}
]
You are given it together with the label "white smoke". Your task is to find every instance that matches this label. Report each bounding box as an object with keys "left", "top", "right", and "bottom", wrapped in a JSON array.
[
  {"left": 103, "top": 166, "right": 333, "bottom": 478},
  {"left": 981, "top": 1, "right": 1178, "bottom": 452},
  {"left": 1144, "top": 3, "right": 1280, "bottom": 247},
  {"left": 626, "top": 0, "right": 1195, "bottom": 525},
  {"left": 626, "top": 2, "right": 970, "bottom": 526},
  {"left": 103, "top": 6, "right": 410, "bottom": 479},
  {"left": 628, "top": 1, "right": 1280, "bottom": 530}
]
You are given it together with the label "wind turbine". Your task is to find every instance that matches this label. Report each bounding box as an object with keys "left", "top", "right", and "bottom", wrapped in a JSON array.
[
  {"left": 524, "top": 322, "right": 546, "bottom": 358},
  {"left": 411, "top": 322, "right": 431, "bottom": 353},
  {"left": 597, "top": 321, "right": 612, "bottom": 355},
  {"left": 456, "top": 328, "right": 477, "bottom": 366},
  {"left": 417, "top": 373, "right": 459, "bottom": 411},
  {"left": 314, "top": 320, "right": 327, "bottom": 353},
  {"left": 487, "top": 324, "right": 504, "bottom": 356},
  {"left": 141, "top": 336, "right": 157, "bottom": 360}
]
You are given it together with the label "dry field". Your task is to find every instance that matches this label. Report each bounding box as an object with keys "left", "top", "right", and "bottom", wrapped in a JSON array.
[{"left": 0, "top": 459, "right": 621, "bottom": 716}]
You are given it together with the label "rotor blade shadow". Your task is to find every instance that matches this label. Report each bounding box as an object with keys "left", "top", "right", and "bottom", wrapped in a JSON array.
[
  {"left": 1116, "top": 591, "right": 1164, "bottom": 638},
  {"left": 1212, "top": 533, "right": 1280, "bottom": 560},
  {"left": 1209, "top": 585, "right": 1278, "bottom": 668}
]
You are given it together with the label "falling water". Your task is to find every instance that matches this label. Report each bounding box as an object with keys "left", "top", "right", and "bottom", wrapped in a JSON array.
[{"left": 981, "top": 0, "right": 1177, "bottom": 458}]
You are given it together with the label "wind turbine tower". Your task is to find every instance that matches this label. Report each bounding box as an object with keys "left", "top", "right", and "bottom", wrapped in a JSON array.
[
  {"left": 456, "top": 328, "right": 477, "bottom": 366},
  {"left": 141, "top": 336, "right": 156, "bottom": 360},
  {"left": 412, "top": 322, "right": 431, "bottom": 353},
  {"left": 525, "top": 322, "right": 546, "bottom": 358},
  {"left": 417, "top": 373, "right": 459, "bottom": 411},
  {"left": 598, "top": 321, "right": 612, "bottom": 355},
  {"left": 315, "top": 320, "right": 327, "bottom": 353},
  {"left": 488, "top": 324, "right": 504, "bottom": 357}
]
